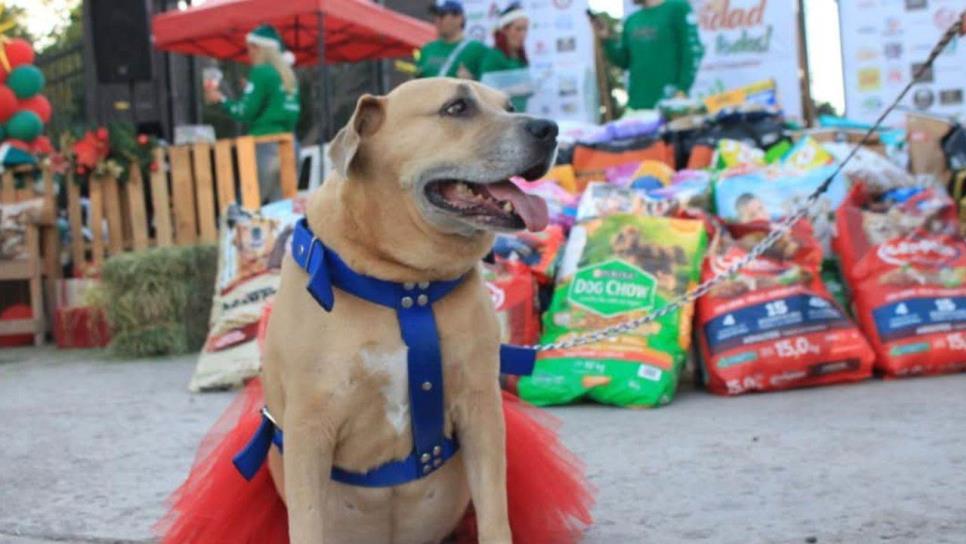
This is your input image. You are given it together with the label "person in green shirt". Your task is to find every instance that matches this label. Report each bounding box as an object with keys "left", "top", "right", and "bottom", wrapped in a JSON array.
[
  {"left": 204, "top": 25, "right": 301, "bottom": 203},
  {"left": 592, "top": 0, "right": 704, "bottom": 111},
  {"left": 415, "top": 0, "right": 488, "bottom": 79},
  {"left": 479, "top": 3, "right": 533, "bottom": 113}
]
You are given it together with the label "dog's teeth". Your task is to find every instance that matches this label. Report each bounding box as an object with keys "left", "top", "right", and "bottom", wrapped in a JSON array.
[{"left": 502, "top": 202, "right": 514, "bottom": 213}]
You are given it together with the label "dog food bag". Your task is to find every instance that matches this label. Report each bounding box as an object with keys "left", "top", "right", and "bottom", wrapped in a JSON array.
[
  {"left": 715, "top": 165, "right": 849, "bottom": 254},
  {"left": 714, "top": 139, "right": 765, "bottom": 170},
  {"left": 492, "top": 225, "right": 566, "bottom": 285},
  {"left": 576, "top": 183, "right": 649, "bottom": 221},
  {"left": 824, "top": 142, "right": 917, "bottom": 192},
  {"left": 482, "top": 260, "right": 541, "bottom": 346},
  {"left": 834, "top": 184, "right": 966, "bottom": 377},
  {"left": 0, "top": 198, "right": 45, "bottom": 259},
  {"left": 189, "top": 198, "right": 303, "bottom": 392},
  {"left": 572, "top": 139, "right": 674, "bottom": 191},
  {"left": 576, "top": 182, "right": 708, "bottom": 223},
  {"left": 697, "top": 221, "right": 874, "bottom": 396},
  {"left": 646, "top": 176, "right": 712, "bottom": 213},
  {"left": 782, "top": 136, "right": 834, "bottom": 172},
  {"left": 517, "top": 213, "right": 708, "bottom": 407}
]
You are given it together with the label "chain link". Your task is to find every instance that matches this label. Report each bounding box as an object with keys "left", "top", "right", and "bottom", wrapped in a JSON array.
[{"left": 528, "top": 13, "right": 965, "bottom": 353}]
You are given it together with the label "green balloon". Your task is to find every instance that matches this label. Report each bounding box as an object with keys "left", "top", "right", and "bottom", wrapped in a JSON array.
[
  {"left": 7, "top": 65, "right": 45, "bottom": 99},
  {"left": 7, "top": 110, "right": 42, "bottom": 141},
  {"left": 0, "top": 124, "right": 5, "bottom": 141}
]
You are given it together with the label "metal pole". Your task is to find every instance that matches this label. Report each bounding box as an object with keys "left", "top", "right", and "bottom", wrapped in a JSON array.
[
  {"left": 374, "top": 0, "right": 388, "bottom": 94},
  {"left": 797, "top": 0, "right": 817, "bottom": 126},
  {"left": 316, "top": 11, "right": 332, "bottom": 146}
]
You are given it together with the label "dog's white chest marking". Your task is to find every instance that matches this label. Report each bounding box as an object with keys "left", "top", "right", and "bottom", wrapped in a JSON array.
[{"left": 360, "top": 348, "right": 410, "bottom": 435}]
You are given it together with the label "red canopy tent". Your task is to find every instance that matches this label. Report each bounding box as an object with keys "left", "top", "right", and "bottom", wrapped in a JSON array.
[
  {"left": 152, "top": 0, "right": 434, "bottom": 66},
  {"left": 152, "top": 0, "right": 434, "bottom": 140}
]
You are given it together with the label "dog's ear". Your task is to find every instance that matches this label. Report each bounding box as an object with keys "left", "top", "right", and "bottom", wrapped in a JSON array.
[{"left": 328, "top": 94, "right": 386, "bottom": 179}]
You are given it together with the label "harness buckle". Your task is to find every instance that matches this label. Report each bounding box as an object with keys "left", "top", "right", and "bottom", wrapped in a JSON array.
[{"left": 260, "top": 406, "right": 280, "bottom": 428}]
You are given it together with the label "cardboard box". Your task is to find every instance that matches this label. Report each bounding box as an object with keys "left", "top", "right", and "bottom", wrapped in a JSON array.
[{"left": 906, "top": 112, "right": 954, "bottom": 185}]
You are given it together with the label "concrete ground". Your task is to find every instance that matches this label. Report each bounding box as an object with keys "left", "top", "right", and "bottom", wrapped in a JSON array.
[{"left": 1, "top": 346, "right": 964, "bottom": 544}]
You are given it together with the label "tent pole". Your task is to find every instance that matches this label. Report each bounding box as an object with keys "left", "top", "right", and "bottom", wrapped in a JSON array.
[{"left": 316, "top": 11, "right": 333, "bottom": 146}]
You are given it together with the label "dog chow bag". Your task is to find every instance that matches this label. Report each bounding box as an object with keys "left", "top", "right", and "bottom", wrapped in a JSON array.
[
  {"left": 834, "top": 184, "right": 966, "bottom": 377},
  {"left": 517, "top": 213, "right": 707, "bottom": 407},
  {"left": 697, "top": 221, "right": 874, "bottom": 396}
]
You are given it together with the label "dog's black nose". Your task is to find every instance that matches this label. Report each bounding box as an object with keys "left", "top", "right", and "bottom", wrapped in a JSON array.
[{"left": 525, "top": 119, "right": 558, "bottom": 142}]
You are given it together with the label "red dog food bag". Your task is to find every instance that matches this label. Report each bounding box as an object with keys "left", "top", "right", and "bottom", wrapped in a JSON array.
[
  {"left": 483, "top": 260, "right": 541, "bottom": 394},
  {"left": 834, "top": 184, "right": 966, "bottom": 377},
  {"left": 482, "top": 260, "right": 541, "bottom": 346},
  {"left": 697, "top": 220, "right": 875, "bottom": 395}
]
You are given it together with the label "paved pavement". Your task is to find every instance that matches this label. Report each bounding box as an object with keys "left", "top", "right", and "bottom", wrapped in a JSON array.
[{"left": 1, "top": 346, "right": 964, "bottom": 543}]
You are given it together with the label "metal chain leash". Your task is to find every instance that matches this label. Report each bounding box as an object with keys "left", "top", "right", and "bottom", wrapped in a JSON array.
[{"left": 530, "top": 13, "right": 965, "bottom": 353}]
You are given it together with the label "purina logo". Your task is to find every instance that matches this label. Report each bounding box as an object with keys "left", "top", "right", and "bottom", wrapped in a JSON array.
[
  {"left": 485, "top": 282, "right": 505, "bottom": 309},
  {"left": 877, "top": 238, "right": 959, "bottom": 267}
]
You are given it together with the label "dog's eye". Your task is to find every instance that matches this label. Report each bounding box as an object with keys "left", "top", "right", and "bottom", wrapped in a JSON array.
[
  {"left": 442, "top": 99, "right": 469, "bottom": 117},
  {"left": 505, "top": 102, "right": 516, "bottom": 113}
]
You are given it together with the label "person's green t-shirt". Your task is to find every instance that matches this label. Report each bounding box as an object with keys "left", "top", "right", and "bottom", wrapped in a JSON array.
[
  {"left": 603, "top": 0, "right": 704, "bottom": 110},
  {"left": 415, "top": 39, "right": 488, "bottom": 79},
  {"left": 479, "top": 48, "right": 530, "bottom": 113},
  {"left": 221, "top": 63, "right": 301, "bottom": 136}
]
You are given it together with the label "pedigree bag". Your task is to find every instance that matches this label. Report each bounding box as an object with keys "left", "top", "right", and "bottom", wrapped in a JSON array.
[
  {"left": 697, "top": 221, "right": 874, "bottom": 395},
  {"left": 834, "top": 185, "right": 966, "bottom": 377}
]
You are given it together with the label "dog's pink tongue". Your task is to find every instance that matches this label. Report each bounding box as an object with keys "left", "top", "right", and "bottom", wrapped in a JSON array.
[{"left": 487, "top": 181, "right": 549, "bottom": 232}]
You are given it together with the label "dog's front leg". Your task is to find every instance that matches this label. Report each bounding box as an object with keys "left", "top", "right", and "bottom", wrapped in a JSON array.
[
  {"left": 283, "top": 402, "right": 336, "bottom": 544},
  {"left": 459, "top": 382, "right": 512, "bottom": 544}
]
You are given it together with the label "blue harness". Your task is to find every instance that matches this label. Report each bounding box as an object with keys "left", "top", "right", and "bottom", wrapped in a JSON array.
[{"left": 232, "top": 218, "right": 536, "bottom": 487}]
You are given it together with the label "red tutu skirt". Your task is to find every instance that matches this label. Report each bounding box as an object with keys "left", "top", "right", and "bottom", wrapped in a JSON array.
[{"left": 155, "top": 378, "right": 594, "bottom": 543}]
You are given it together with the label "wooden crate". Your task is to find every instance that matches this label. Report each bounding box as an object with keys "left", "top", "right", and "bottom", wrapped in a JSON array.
[
  {"left": 66, "top": 133, "right": 298, "bottom": 276},
  {"left": 0, "top": 166, "right": 59, "bottom": 344}
]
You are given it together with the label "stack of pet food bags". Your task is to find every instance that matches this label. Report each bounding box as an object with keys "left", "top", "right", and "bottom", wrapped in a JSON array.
[
  {"left": 502, "top": 99, "right": 966, "bottom": 408},
  {"left": 694, "top": 136, "right": 875, "bottom": 393}
]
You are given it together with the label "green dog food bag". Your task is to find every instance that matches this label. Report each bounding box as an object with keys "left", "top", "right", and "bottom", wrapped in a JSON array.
[{"left": 517, "top": 213, "right": 708, "bottom": 408}]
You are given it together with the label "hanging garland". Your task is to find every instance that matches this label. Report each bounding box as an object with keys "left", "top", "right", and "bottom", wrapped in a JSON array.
[{"left": 70, "top": 122, "right": 159, "bottom": 186}]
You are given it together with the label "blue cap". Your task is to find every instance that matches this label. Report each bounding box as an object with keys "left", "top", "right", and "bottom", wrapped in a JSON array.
[{"left": 429, "top": 0, "right": 464, "bottom": 15}]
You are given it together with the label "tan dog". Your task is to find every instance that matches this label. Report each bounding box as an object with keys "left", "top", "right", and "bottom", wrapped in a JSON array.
[{"left": 261, "top": 78, "right": 557, "bottom": 543}]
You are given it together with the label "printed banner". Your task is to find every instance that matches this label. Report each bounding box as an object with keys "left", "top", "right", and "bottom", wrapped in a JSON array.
[
  {"left": 839, "top": 0, "right": 966, "bottom": 125},
  {"left": 463, "top": 0, "right": 599, "bottom": 122},
  {"left": 623, "top": 0, "right": 804, "bottom": 119}
]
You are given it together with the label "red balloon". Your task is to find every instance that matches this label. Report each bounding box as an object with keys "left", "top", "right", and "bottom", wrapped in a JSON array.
[
  {"left": 4, "top": 39, "right": 36, "bottom": 68},
  {"left": 31, "top": 135, "right": 53, "bottom": 155},
  {"left": 0, "top": 85, "right": 16, "bottom": 122},
  {"left": 18, "top": 95, "right": 51, "bottom": 124}
]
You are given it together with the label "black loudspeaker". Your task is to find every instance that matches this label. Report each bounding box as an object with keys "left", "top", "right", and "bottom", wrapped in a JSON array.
[{"left": 90, "top": 0, "right": 153, "bottom": 83}]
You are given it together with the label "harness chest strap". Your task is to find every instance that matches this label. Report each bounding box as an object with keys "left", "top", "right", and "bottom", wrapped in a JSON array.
[{"left": 232, "top": 218, "right": 536, "bottom": 487}]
